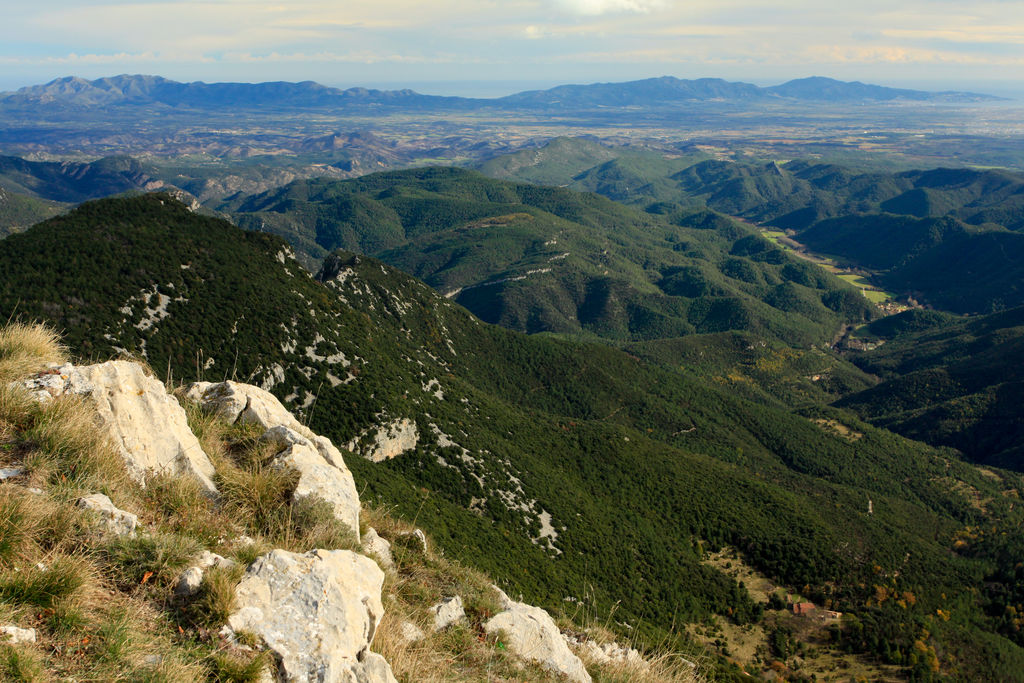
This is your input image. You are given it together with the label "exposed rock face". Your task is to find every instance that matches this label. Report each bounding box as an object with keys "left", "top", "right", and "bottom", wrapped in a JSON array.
[
  {"left": 77, "top": 493, "right": 139, "bottom": 537},
  {"left": 227, "top": 549, "right": 396, "bottom": 683},
  {"left": 21, "top": 361, "right": 217, "bottom": 494},
  {"left": 77, "top": 362, "right": 218, "bottom": 494},
  {"left": 485, "top": 588, "right": 592, "bottom": 683},
  {"left": 430, "top": 595, "right": 465, "bottom": 630},
  {"left": 362, "top": 528, "right": 393, "bottom": 570},
  {"left": 348, "top": 418, "right": 418, "bottom": 463},
  {"left": 189, "top": 382, "right": 361, "bottom": 540},
  {"left": 187, "top": 381, "right": 308, "bottom": 437}
]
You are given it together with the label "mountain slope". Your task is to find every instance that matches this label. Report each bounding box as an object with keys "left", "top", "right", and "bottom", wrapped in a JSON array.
[
  {"left": 0, "top": 154, "right": 165, "bottom": 203},
  {"left": 225, "top": 167, "right": 872, "bottom": 346},
  {"left": 838, "top": 307, "right": 1024, "bottom": 470},
  {"left": 0, "top": 185, "right": 64, "bottom": 236},
  {"left": 1, "top": 194, "right": 1023, "bottom": 679}
]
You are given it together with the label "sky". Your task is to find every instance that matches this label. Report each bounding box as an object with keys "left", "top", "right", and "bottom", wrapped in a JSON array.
[{"left": 1, "top": 0, "right": 1023, "bottom": 96}]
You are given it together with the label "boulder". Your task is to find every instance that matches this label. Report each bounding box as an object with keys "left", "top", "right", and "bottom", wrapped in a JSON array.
[
  {"left": 189, "top": 381, "right": 358, "bottom": 511},
  {"left": 362, "top": 528, "right": 393, "bottom": 570},
  {"left": 485, "top": 588, "right": 591, "bottom": 683},
  {"left": 430, "top": 596, "right": 465, "bottom": 631},
  {"left": 76, "top": 362, "right": 216, "bottom": 494},
  {"left": 227, "top": 548, "right": 396, "bottom": 683},
  {"left": 17, "top": 363, "right": 92, "bottom": 402},
  {"left": 264, "top": 428, "right": 360, "bottom": 541},
  {"left": 0, "top": 625, "right": 36, "bottom": 644},
  {"left": 187, "top": 381, "right": 308, "bottom": 437},
  {"left": 18, "top": 362, "right": 216, "bottom": 493},
  {"left": 77, "top": 493, "right": 139, "bottom": 537}
]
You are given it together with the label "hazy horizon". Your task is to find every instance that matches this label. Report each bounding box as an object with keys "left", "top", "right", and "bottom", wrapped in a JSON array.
[
  {"left": 1, "top": 73, "right": 1022, "bottom": 102},
  {"left": 3, "top": 1, "right": 1022, "bottom": 100}
]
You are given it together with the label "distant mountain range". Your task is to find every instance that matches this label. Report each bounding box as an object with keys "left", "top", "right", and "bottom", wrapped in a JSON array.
[{"left": 0, "top": 74, "right": 1002, "bottom": 111}]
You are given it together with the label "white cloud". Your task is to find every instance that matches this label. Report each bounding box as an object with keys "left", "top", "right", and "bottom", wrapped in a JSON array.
[{"left": 553, "top": 0, "right": 669, "bottom": 16}]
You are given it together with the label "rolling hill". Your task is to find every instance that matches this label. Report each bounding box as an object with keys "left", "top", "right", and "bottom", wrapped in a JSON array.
[
  {"left": 223, "top": 167, "right": 873, "bottom": 346},
  {"left": 479, "top": 141, "right": 1024, "bottom": 313}
]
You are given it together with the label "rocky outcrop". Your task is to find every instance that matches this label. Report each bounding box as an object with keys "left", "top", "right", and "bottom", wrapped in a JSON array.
[
  {"left": 485, "top": 588, "right": 592, "bottom": 683},
  {"left": 226, "top": 548, "right": 396, "bottom": 683},
  {"left": 567, "top": 635, "right": 647, "bottom": 669},
  {"left": 77, "top": 493, "right": 139, "bottom": 537},
  {"left": 188, "top": 381, "right": 361, "bottom": 540},
  {"left": 20, "top": 361, "right": 217, "bottom": 494},
  {"left": 347, "top": 418, "right": 418, "bottom": 463}
]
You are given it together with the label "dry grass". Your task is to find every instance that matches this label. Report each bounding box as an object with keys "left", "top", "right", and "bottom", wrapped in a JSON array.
[
  {"left": 0, "top": 323, "right": 66, "bottom": 385},
  {"left": 20, "top": 393, "right": 132, "bottom": 497}
]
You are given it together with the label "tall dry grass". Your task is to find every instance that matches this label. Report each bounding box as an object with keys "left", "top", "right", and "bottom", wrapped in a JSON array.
[{"left": 0, "top": 323, "right": 66, "bottom": 384}]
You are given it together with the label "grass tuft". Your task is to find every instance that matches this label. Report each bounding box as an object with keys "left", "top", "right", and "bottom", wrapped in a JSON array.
[
  {"left": 208, "top": 649, "right": 271, "bottom": 682},
  {"left": 0, "top": 322, "right": 66, "bottom": 384},
  {"left": 0, "top": 643, "right": 47, "bottom": 682},
  {"left": 0, "top": 555, "right": 89, "bottom": 608},
  {"left": 181, "top": 564, "right": 244, "bottom": 628},
  {"left": 102, "top": 532, "right": 203, "bottom": 590},
  {"left": 22, "top": 394, "right": 131, "bottom": 495}
]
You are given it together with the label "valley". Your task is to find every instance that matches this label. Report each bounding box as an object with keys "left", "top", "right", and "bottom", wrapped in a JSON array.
[{"left": 1, "top": 73, "right": 1024, "bottom": 682}]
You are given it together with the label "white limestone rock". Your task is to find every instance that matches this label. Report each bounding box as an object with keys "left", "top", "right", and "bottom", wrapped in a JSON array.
[
  {"left": 190, "top": 381, "right": 357, "bottom": 500},
  {"left": 188, "top": 381, "right": 308, "bottom": 436},
  {"left": 227, "top": 548, "right": 397, "bottom": 683},
  {"left": 265, "top": 428, "right": 361, "bottom": 541},
  {"left": 399, "top": 621, "right": 425, "bottom": 643},
  {"left": 430, "top": 596, "right": 465, "bottom": 631},
  {"left": 175, "top": 567, "right": 204, "bottom": 597},
  {"left": 0, "top": 467, "right": 24, "bottom": 480},
  {"left": 78, "top": 362, "right": 217, "bottom": 494},
  {"left": 17, "top": 361, "right": 216, "bottom": 493},
  {"left": 362, "top": 528, "right": 393, "bottom": 570},
  {"left": 195, "top": 550, "right": 235, "bottom": 570},
  {"left": 569, "top": 637, "right": 648, "bottom": 669},
  {"left": 77, "top": 493, "right": 139, "bottom": 537},
  {"left": 347, "top": 418, "right": 418, "bottom": 463},
  {"left": 0, "top": 625, "right": 36, "bottom": 644},
  {"left": 17, "top": 363, "right": 92, "bottom": 402},
  {"left": 485, "top": 588, "right": 592, "bottom": 683}
]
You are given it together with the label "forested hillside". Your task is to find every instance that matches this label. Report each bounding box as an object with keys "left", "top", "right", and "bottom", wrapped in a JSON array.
[
  {"left": 480, "top": 140, "right": 1024, "bottom": 314},
  {"left": 1, "top": 194, "right": 1023, "bottom": 680},
  {"left": 224, "top": 167, "right": 873, "bottom": 346},
  {"left": 838, "top": 307, "right": 1024, "bottom": 470}
]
